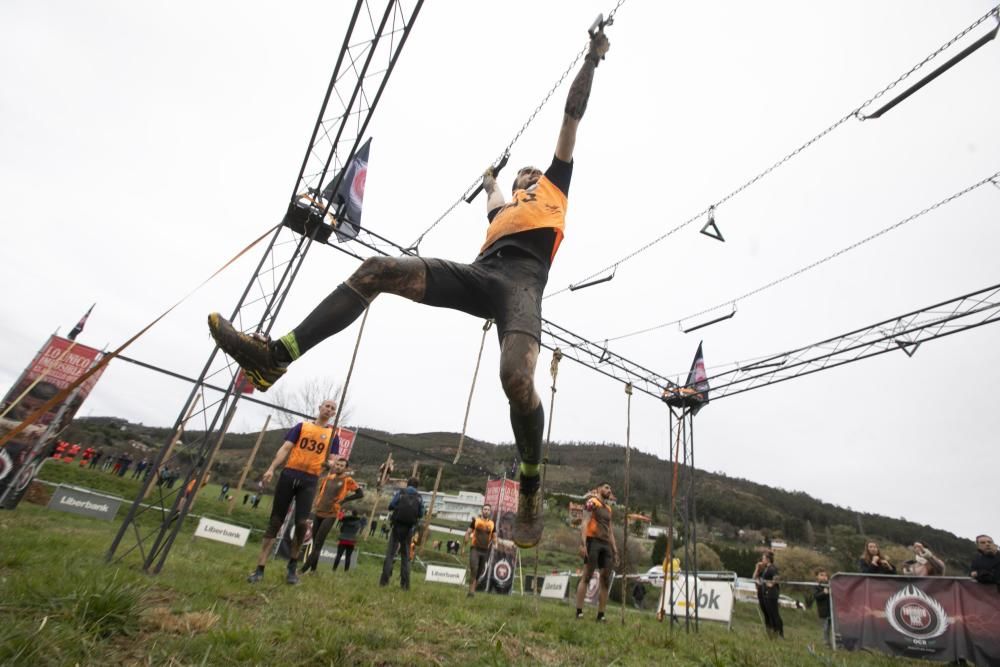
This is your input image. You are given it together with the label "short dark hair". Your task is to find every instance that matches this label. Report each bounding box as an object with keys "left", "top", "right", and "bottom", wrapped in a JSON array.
[
  {"left": 764, "top": 551, "right": 775, "bottom": 563},
  {"left": 815, "top": 568, "right": 828, "bottom": 575},
  {"left": 976, "top": 534, "right": 994, "bottom": 542},
  {"left": 407, "top": 477, "right": 419, "bottom": 489}
]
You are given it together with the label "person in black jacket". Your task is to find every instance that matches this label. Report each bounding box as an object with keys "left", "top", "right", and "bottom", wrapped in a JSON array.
[
  {"left": 970, "top": 534, "right": 1000, "bottom": 586},
  {"left": 858, "top": 541, "right": 896, "bottom": 574},
  {"left": 332, "top": 509, "right": 367, "bottom": 572},
  {"left": 379, "top": 477, "right": 424, "bottom": 590},
  {"left": 753, "top": 551, "right": 784, "bottom": 638},
  {"left": 814, "top": 569, "right": 831, "bottom": 646}
]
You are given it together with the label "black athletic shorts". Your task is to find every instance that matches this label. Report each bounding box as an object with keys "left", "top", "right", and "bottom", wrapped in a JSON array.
[
  {"left": 420, "top": 247, "right": 549, "bottom": 342},
  {"left": 264, "top": 469, "right": 318, "bottom": 538},
  {"left": 586, "top": 537, "right": 614, "bottom": 570}
]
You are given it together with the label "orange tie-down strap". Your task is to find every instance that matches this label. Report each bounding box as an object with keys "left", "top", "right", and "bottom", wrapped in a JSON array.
[{"left": 0, "top": 222, "right": 281, "bottom": 449}]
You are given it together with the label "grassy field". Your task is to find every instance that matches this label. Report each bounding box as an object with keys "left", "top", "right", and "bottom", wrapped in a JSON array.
[{"left": 0, "top": 466, "right": 924, "bottom": 666}]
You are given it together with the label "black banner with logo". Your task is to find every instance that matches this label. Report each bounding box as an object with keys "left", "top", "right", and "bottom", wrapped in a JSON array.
[{"left": 831, "top": 573, "right": 1000, "bottom": 664}]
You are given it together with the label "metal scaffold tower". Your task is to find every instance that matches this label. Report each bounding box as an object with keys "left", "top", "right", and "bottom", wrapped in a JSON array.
[{"left": 105, "top": 0, "right": 424, "bottom": 573}]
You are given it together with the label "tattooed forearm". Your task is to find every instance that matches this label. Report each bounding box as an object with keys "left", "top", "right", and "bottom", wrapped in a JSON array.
[{"left": 564, "top": 59, "right": 597, "bottom": 120}]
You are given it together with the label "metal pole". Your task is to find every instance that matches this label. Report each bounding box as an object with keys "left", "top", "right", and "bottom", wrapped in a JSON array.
[
  {"left": 419, "top": 464, "right": 443, "bottom": 555},
  {"left": 228, "top": 415, "right": 271, "bottom": 515},
  {"left": 620, "top": 383, "right": 632, "bottom": 625},
  {"left": 144, "top": 393, "right": 202, "bottom": 501},
  {"left": 689, "top": 410, "right": 700, "bottom": 632},
  {"left": 148, "top": 397, "right": 240, "bottom": 573}
]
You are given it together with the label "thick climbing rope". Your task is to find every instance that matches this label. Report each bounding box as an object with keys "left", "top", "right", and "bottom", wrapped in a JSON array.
[
  {"left": 452, "top": 319, "right": 493, "bottom": 464},
  {"left": 532, "top": 347, "right": 563, "bottom": 604},
  {"left": 619, "top": 382, "right": 632, "bottom": 624}
]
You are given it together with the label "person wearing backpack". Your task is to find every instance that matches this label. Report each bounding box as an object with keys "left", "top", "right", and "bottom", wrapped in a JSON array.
[{"left": 379, "top": 477, "right": 424, "bottom": 589}]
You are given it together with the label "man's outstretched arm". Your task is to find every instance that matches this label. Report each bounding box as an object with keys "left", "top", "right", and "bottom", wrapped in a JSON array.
[
  {"left": 483, "top": 169, "right": 505, "bottom": 216},
  {"left": 555, "top": 32, "right": 610, "bottom": 163}
]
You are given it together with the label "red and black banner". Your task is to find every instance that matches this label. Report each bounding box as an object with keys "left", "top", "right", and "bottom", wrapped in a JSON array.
[
  {"left": 0, "top": 336, "right": 106, "bottom": 508},
  {"left": 831, "top": 573, "right": 1000, "bottom": 664}
]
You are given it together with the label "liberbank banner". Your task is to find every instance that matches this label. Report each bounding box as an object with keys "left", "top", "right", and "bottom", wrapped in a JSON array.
[
  {"left": 194, "top": 517, "right": 250, "bottom": 547},
  {"left": 831, "top": 573, "right": 1000, "bottom": 664},
  {"left": 47, "top": 485, "right": 121, "bottom": 520}
]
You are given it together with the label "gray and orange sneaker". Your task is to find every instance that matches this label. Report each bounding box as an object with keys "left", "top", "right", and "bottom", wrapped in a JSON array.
[
  {"left": 512, "top": 475, "right": 544, "bottom": 548},
  {"left": 207, "top": 313, "right": 286, "bottom": 391}
]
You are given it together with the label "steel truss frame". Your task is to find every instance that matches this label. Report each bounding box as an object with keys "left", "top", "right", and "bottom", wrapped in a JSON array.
[
  {"left": 701, "top": 282, "right": 1000, "bottom": 401},
  {"left": 665, "top": 406, "right": 701, "bottom": 633},
  {"left": 105, "top": 0, "right": 424, "bottom": 573}
]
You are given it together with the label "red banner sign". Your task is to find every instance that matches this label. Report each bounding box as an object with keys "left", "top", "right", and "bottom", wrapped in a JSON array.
[
  {"left": 336, "top": 427, "right": 356, "bottom": 461},
  {"left": 831, "top": 573, "right": 1000, "bottom": 664},
  {"left": 0, "top": 336, "right": 106, "bottom": 508},
  {"left": 1, "top": 336, "right": 105, "bottom": 427}
]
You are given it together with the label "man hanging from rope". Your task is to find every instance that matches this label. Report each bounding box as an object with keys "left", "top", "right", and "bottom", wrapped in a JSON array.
[{"left": 208, "top": 30, "right": 611, "bottom": 548}]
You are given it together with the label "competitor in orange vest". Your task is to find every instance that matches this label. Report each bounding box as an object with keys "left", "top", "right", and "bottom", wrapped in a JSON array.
[
  {"left": 575, "top": 483, "right": 618, "bottom": 622},
  {"left": 300, "top": 456, "right": 363, "bottom": 574},
  {"left": 247, "top": 399, "right": 340, "bottom": 585},
  {"left": 463, "top": 503, "right": 496, "bottom": 597},
  {"left": 208, "top": 30, "right": 611, "bottom": 551}
]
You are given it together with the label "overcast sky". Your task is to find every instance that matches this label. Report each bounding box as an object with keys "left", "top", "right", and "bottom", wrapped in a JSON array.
[{"left": 2, "top": 1, "right": 998, "bottom": 542}]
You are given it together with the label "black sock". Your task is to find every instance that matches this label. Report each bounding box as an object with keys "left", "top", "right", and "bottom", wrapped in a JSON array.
[
  {"left": 291, "top": 283, "right": 369, "bottom": 356},
  {"left": 255, "top": 565, "right": 265, "bottom": 575},
  {"left": 509, "top": 402, "right": 544, "bottom": 472},
  {"left": 596, "top": 611, "right": 605, "bottom": 620},
  {"left": 287, "top": 559, "right": 298, "bottom": 572},
  {"left": 576, "top": 608, "right": 584, "bottom": 616}
]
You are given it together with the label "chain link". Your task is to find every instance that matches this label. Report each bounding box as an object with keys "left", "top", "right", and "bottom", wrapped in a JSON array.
[
  {"left": 602, "top": 170, "right": 1000, "bottom": 343},
  {"left": 407, "top": 0, "right": 628, "bottom": 251},
  {"left": 548, "top": 4, "right": 1000, "bottom": 299}
]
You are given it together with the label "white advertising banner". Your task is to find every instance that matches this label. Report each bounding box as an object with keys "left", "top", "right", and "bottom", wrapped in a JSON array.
[
  {"left": 540, "top": 574, "right": 570, "bottom": 599},
  {"left": 194, "top": 517, "right": 250, "bottom": 547},
  {"left": 425, "top": 565, "right": 467, "bottom": 586},
  {"left": 664, "top": 575, "right": 734, "bottom": 623}
]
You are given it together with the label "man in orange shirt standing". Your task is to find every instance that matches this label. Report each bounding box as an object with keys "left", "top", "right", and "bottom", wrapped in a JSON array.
[
  {"left": 575, "top": 483, "right": 618, "bottom": 622},
  {"left": 301, "top": 456, "right": 363, "bottom": 574},
  {"left": 208, "top": 31, "right": 611, "bottom": 550},
  {"left": 247, "top": 399, "right": 340, "bottom": 585},
  {"left": 464, "top": 503, "right": 496, "bottom": 598}
]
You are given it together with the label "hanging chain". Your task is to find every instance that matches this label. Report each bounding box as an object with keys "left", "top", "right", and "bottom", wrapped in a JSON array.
[
  {"left": 547, "top": 4, "right": 1000, "bottom": 299},
  {"left": 408, "top": 0, "right": 629, "bottom": 251}
]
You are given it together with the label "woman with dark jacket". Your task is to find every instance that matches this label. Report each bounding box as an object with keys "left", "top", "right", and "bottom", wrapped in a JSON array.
[
  {"left": 858, "top": 541, "right": 896, "bottom": 574},
  {"left": 753, "top": 551, "right": 784, "bottom": 638}
]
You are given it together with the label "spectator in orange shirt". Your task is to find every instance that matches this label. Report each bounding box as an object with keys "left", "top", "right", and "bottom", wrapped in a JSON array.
[{"left": 301, "top": 457, "right": 363, "bottom": 574}]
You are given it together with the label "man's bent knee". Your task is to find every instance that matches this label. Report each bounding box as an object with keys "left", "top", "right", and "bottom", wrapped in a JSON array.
[
  {"left": 349, "top": 257, "right": 425, "bottom": 300},
  {"left": 500, "top": 366, "right": 535, "bottom": 409}
]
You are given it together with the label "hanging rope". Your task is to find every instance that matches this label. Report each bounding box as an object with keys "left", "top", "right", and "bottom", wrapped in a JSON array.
[
  {"left": 453, "top": 319, "right": 493, "bottom": 464},
  {"left": 658, "top": 411, "right": 684, "bottom": 623},
  {"left": 330, "top": 306, "right": 370, "bottom": 435},
  {"left": 619, "top": 382, "right": 632, "bottom": 625},
  {"left": 532, "top": 347, "right": 563, "bottom": 604}
]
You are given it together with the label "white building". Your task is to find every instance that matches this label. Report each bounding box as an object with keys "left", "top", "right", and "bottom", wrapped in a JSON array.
[{"left": 418, "top": 490, "right": 485, "bottom": 523}]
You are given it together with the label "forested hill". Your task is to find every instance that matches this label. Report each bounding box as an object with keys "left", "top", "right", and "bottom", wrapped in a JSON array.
[{"left": 63, "top": 417, "right": 973, "bottom": 570}]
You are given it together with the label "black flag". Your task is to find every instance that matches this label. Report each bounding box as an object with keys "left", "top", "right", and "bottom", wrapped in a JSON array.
[
  {"left": 68, "top": 304, "right": 95, "bottom": 341},
  {"left": 685, "top": 341, "right": 710, "bottom": 415},
  {"left": 322, "top": 138, "right": 371, "bottom": 242}
]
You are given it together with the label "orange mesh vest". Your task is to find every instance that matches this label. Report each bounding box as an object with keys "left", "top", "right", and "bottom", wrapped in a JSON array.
[
  {"left": 479, "top": 175, "right": 567, "bottom": 262},
  {"left": 285, "top": 422, "right": 335, "bottom": 476}
]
